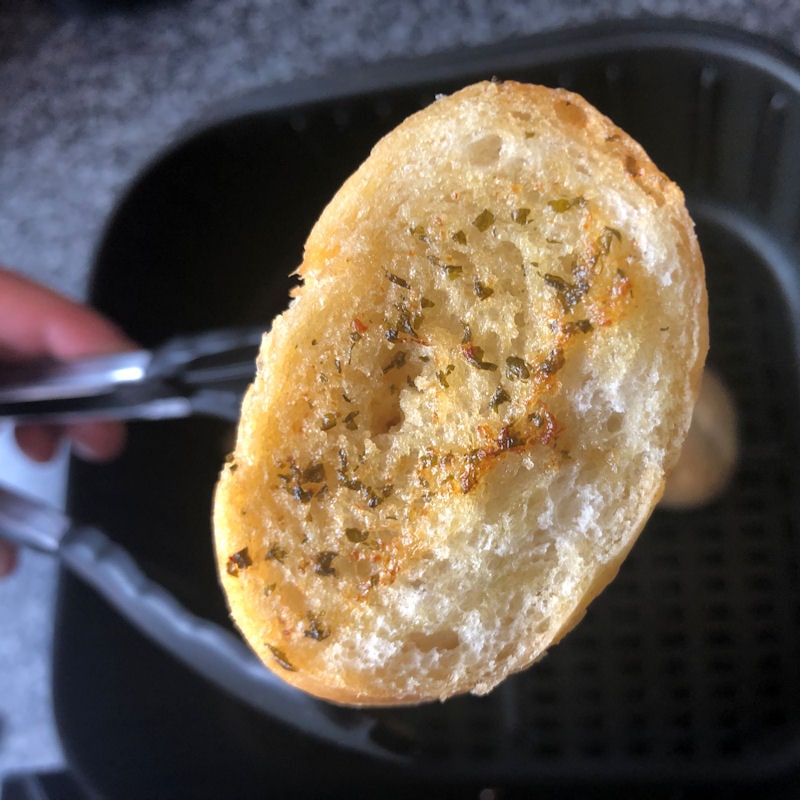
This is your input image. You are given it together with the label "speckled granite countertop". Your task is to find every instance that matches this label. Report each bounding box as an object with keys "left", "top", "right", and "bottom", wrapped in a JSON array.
[{"left": 1, "top": 0, "right": 799, "bottom": 786}]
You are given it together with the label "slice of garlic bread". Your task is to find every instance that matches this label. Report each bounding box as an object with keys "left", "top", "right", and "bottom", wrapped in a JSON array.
[{"left": 214, "top": 80, "right": 708, "bottom": 705}]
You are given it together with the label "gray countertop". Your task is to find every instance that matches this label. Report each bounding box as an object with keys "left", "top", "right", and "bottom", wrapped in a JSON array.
[
  {"left": 1, "top": 0, "right": 799, "bottom": 787},
  {"left": 3, "top": 0, "right": 800, "bottom": 301}
]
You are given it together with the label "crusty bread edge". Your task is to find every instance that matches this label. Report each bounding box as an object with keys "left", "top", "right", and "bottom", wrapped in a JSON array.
[{"left": 213, "top": 80, "right": 709, "bottom": 707}]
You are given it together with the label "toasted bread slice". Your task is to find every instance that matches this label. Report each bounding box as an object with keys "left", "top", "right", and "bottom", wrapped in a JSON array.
[{"left": 213, "top": 80, "right": 708, "bottom": 705}]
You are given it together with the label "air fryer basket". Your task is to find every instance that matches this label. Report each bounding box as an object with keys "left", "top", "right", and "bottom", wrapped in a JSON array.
[{"left": 56, "top": 20, "right": 800, "bottom": 798}]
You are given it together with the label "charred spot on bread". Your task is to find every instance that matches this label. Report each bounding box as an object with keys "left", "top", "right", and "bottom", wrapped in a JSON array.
[{"left": 213, "top": 80, "right": 708, "bottom": 706}]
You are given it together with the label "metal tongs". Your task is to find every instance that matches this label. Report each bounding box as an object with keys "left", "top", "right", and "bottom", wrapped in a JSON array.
[
  {"left": 0, "top": 485, "right": 391, "bottom": 759},
  {"left": 0, "top": 326, "right": 266, "bottom": 425},
  {"left": 0, "top": 326, "right": 396, "bottom": 760}
]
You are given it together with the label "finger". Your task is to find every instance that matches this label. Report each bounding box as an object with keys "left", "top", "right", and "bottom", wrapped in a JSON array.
[
  {"left": 0, "top": 538, "right": 17, "bottom": 578},
  {"left": 67, "top": 420, "right": 127, "bottom": 462},
  {"left": 2, "top": 268, "right": 136, "bottom": 464},
  {"left": 0, "top": 268, "right": 133, "bottom": 360},
  {"left": 14, "top": 424, "right": 63, "bottom": 463}
]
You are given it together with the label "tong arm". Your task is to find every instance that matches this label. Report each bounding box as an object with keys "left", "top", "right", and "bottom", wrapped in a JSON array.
[{"left": 0, "top": 326, "right": 264, "bottom": 424}]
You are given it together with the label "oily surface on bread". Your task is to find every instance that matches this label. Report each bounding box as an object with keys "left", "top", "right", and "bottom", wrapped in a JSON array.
[{"left": 214, "top": 81, "right": 708, "bottom": 705}]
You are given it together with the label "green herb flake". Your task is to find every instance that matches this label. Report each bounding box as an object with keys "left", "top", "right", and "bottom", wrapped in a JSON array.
[
  {"left": 461, "top": 343, "right": 497, "bottom": 371},
  {"left": 452, "top": 229, "right": 468, "bottom": 245},
  {"left": 548, "top": 198, "right": 573, "bottom": 213},
  {"left": 421, "top": 296, "right": 435, "bottom": 308},
  {"left": 302, "top": 462, "right": 326, "bottom": 483},
  {"left": 343, "top": 410, "right": 359, "bottom": 430},
  {"left": 292, "top": 484, "right": 312, "bottom": 502},
  {"left": 505, "top": 355, "right": 531, "bottom": 381},
  {"left": 473, "top": 209, "right": 495, "bottom": 232},
  {"left": 265, "top": 544, "right": 288, "bottom": 563},
  {"left": 512, "top": 207, "right": 530, "bottom": 224},
  {"left": 563, "top": 319, "right": 593, "bottom": 335},
  {"left": 548, "top": 196, "right": 585, "bottom": 214},
  {"left": 538, "top": 347, "right": 565, "bottom": 377},
  {"left": 543, "top": 273, "right": 587, "bottom": 313},
  {"left": 313, "top": 551, "right": 338, "bottom": 577},
  {"left": 345, "top": 527, "right": 369, "bottom": 543},
  {"left": 264, "top": 583, "right": 276, "bottom": 597},
  {"left": 474, "top": 280, "right": 494, "bottom": 300},
  {"left": 337, "top": 471, "right": 362, "bottom": 492},
  {"left": 304, "top": 614, "right": 331, "bottom": 641},
  {"left": 392, "top": 301, "right": 421, "bottom": 338},
  {"left": 436, "top": 363, "right": 456, "bottom": 388},
  {"left": 267, "top": 644, "right": 297, "bottom": 671},
  {"left": 382, "top": 350, "right": 408, "bottom": 374},
  {"left": 598, "top": 226, "right": 622, "bottom": 255},
  {"left": 497, "top": 425, "right": 525, "bottom": 450},
  {"left": 320, "top": 413, "right": 337, "bottom": 431},
  {"left": 410, "top": 224, "right": 427, "bottom": 241},
  {"left": 441, "top": 263, "right": 463, "bottom": 280},
  {"left": 489, "top": 386, "right": 511, "bottom": 412},
  {"left": 385, "top": 270, "right": 411, "bottom": 289}
]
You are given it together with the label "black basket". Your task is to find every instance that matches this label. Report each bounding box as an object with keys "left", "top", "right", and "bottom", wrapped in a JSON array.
[{"left": 55, "top": 20, "right": 800, "bottom": 799}]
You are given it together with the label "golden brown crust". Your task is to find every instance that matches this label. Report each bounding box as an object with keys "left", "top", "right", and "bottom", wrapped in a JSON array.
[{"left": 213, "top": 81, "right": 708, "bottom": 705}]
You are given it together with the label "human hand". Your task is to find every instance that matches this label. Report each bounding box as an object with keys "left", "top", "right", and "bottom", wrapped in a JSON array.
[{"left": 0, "top": 265, "right": 135, "bottom": 577}]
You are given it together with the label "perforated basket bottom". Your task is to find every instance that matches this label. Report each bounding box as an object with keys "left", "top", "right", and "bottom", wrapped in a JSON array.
[{"left": 363, "top": 212, "right": 800, "bottom": 779}]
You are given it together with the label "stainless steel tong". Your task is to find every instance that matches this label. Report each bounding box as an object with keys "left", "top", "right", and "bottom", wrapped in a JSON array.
[
  {"left": 0, "top": 326, "right": 397, "bottom": 759},
  {"left": 0, "top": 484, "right": 391, "bottom": 759},
  {"left": 0, "top": 326, "right": 266, "bottom": 424}
]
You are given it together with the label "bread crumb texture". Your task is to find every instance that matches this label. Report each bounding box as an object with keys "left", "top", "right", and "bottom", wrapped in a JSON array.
[{"left": 214, "top": 81, "right": 708, "bottom": 705}]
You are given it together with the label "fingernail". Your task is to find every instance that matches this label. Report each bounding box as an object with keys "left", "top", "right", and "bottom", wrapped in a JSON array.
[{"left": 14, "top": 424, "right": 61, "bottom": 463}]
